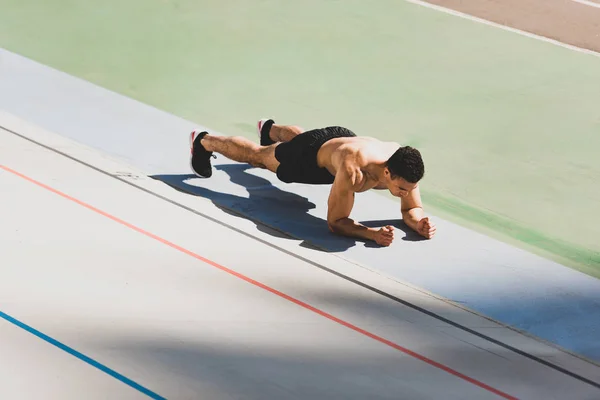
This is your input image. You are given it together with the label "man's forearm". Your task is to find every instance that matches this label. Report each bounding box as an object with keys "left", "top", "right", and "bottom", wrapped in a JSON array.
[
  {"left": 329, "top": 218, "right": 377, "bottom": 241},
  {"left": 402, "top": 207, "right": 425, "bottom": 232}
]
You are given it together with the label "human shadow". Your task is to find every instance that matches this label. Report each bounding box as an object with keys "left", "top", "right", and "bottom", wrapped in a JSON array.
[{"left": 150, "top": 163, "right": 360, "bottom": 253}]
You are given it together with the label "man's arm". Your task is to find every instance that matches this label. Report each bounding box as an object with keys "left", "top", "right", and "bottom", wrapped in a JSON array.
[
  {"left": 327, "top": 167, "right": 394, "bottom": 246},
  {"left": 401, "top": 185, "right": 436, "bottom": 239}
]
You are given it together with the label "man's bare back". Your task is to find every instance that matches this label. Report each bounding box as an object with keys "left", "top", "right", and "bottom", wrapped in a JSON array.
[
  {"left": 318, "top": 136, "right": 400, "bottom": 192},
  {"left": 190, "top": 120, "right": 437, "bottom": 246}
]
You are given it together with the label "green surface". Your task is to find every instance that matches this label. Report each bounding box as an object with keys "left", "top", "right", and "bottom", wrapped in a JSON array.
[{"left": 1, "top": 0, "right": 599, "bottom": 275}]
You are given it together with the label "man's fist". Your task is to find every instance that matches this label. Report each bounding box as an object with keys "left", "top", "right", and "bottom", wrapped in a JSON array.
[
  {"left": 417, "top": 217, "right": 436, "bottom": 239},
  {"left": 374, "top": 225, "right": 395, "bottom": 246}
]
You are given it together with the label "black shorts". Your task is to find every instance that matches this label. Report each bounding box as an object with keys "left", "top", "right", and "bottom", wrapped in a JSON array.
[{"left": 274, "top": 126, "right": 356, "bottom": 184}]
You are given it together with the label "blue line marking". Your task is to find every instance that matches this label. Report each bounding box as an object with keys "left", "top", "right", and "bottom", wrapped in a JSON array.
[{"left": 0, "top": 310, "right": 165, "bottom": 399}]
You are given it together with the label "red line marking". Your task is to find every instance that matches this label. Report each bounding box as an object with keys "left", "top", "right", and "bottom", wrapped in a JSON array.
[{"left": 0, "top": 164, "right": 517, "bottom": 400}]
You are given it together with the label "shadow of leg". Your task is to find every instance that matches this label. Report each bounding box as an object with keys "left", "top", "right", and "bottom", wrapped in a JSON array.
[{"left": 149, "top": 165, "right": 357, "bottom": 253}]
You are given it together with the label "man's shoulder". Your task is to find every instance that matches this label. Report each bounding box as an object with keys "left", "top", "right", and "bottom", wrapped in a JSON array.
[
  {"left": 352, "top": 138, "right": 400, "bottom": 164},
  {"left": 332, "top": 159, "right": 365, "bottom": 191}
]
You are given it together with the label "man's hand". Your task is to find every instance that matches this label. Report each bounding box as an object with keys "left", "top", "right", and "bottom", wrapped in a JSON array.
[
  {"left": 373, "top": 225, "right": 395, "bottom": 246},
  {"left": 400, "top": 185, "right": 437, "bottom": 240},
  {"left": 416, "top": 217, "right": 436, "bottom": 239}
]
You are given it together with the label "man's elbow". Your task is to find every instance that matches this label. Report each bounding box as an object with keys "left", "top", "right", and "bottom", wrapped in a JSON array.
[{"left": 402, "top": 206, "right": 423, "bottom": 217}]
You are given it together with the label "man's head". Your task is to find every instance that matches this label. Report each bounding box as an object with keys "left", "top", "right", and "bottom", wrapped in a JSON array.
[{"left": 383, "top": 146, "right": 424, "bottom": 197}]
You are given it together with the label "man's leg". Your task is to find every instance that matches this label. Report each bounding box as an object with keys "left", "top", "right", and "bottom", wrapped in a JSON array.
[
  {"left": 200, "top": 134, "right": 280, "bottom": 172},
  {"left": 190, "top": 120, "right": 305, "bottom": 178},
  {"left": 269, "top": 124, "right": 304, "bottom": 143},
  {"left": 258, "top": 119, "right": 304, "bottom": 145}
]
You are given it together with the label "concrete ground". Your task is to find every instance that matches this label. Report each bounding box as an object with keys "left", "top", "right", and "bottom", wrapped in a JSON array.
[
  {"left": 2, "top": 113, "right": 600, "bottom": 399},
  {"left": 1, "top": 1, "right": 600, "bottom": 399}
]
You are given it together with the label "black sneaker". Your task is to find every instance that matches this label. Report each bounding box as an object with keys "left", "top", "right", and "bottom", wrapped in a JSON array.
[
  {"left": 257, "top": 118, "right": 275, "bottom": 146},
  {"left": 189, "top": 130, "right": 216, "bottom": 178}
]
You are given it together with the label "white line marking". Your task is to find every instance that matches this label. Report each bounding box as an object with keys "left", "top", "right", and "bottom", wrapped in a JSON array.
[
  {"left": 404, "top": 0, "right": 600, "bottom": 58},
  {"left": 572, "top": 0, "right": 600, "bottom": 9}
]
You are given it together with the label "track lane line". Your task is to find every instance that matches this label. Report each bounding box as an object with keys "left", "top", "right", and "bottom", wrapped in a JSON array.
[
  {"left": 1, "top": 163, "right": 517, "bottom": 399},
  {"left": 571, "top": 0, "right": 600, "bottom": 9},
  {"left": 404, "top": 0, "right": 600, "bottom": 58},
  {"left": 3, "top": 124, "right": 600, "bottom": 389},
  {"left": 0, "top": 310, "right": 165, "bottom": 399}
]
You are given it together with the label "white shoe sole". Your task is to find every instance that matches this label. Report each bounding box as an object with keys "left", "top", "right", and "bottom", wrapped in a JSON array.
[{"left": 257, "top": 118, "right": 269, "bottom": 142}]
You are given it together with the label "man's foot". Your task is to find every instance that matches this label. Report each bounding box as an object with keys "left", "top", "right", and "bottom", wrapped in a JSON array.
[
  {"left": 257, "top": 118, "right": 275, "bottom": 146},
  {"left": 189, "top": 129, "right": 216, "bottom": 178}
]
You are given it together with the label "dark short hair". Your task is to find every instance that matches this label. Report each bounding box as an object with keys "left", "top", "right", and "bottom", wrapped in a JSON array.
[{"left": 386, "top": 146, "right": 424, "bottom": 183}]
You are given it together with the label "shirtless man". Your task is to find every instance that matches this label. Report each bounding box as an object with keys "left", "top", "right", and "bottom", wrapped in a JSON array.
[{"left": 189, "top": 119, "right": 436, "bottom": 246}]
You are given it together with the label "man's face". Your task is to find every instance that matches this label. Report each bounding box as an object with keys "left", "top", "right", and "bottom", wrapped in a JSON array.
[{"left": 386, "top": 173, "right": 418, "bottom": 198}]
